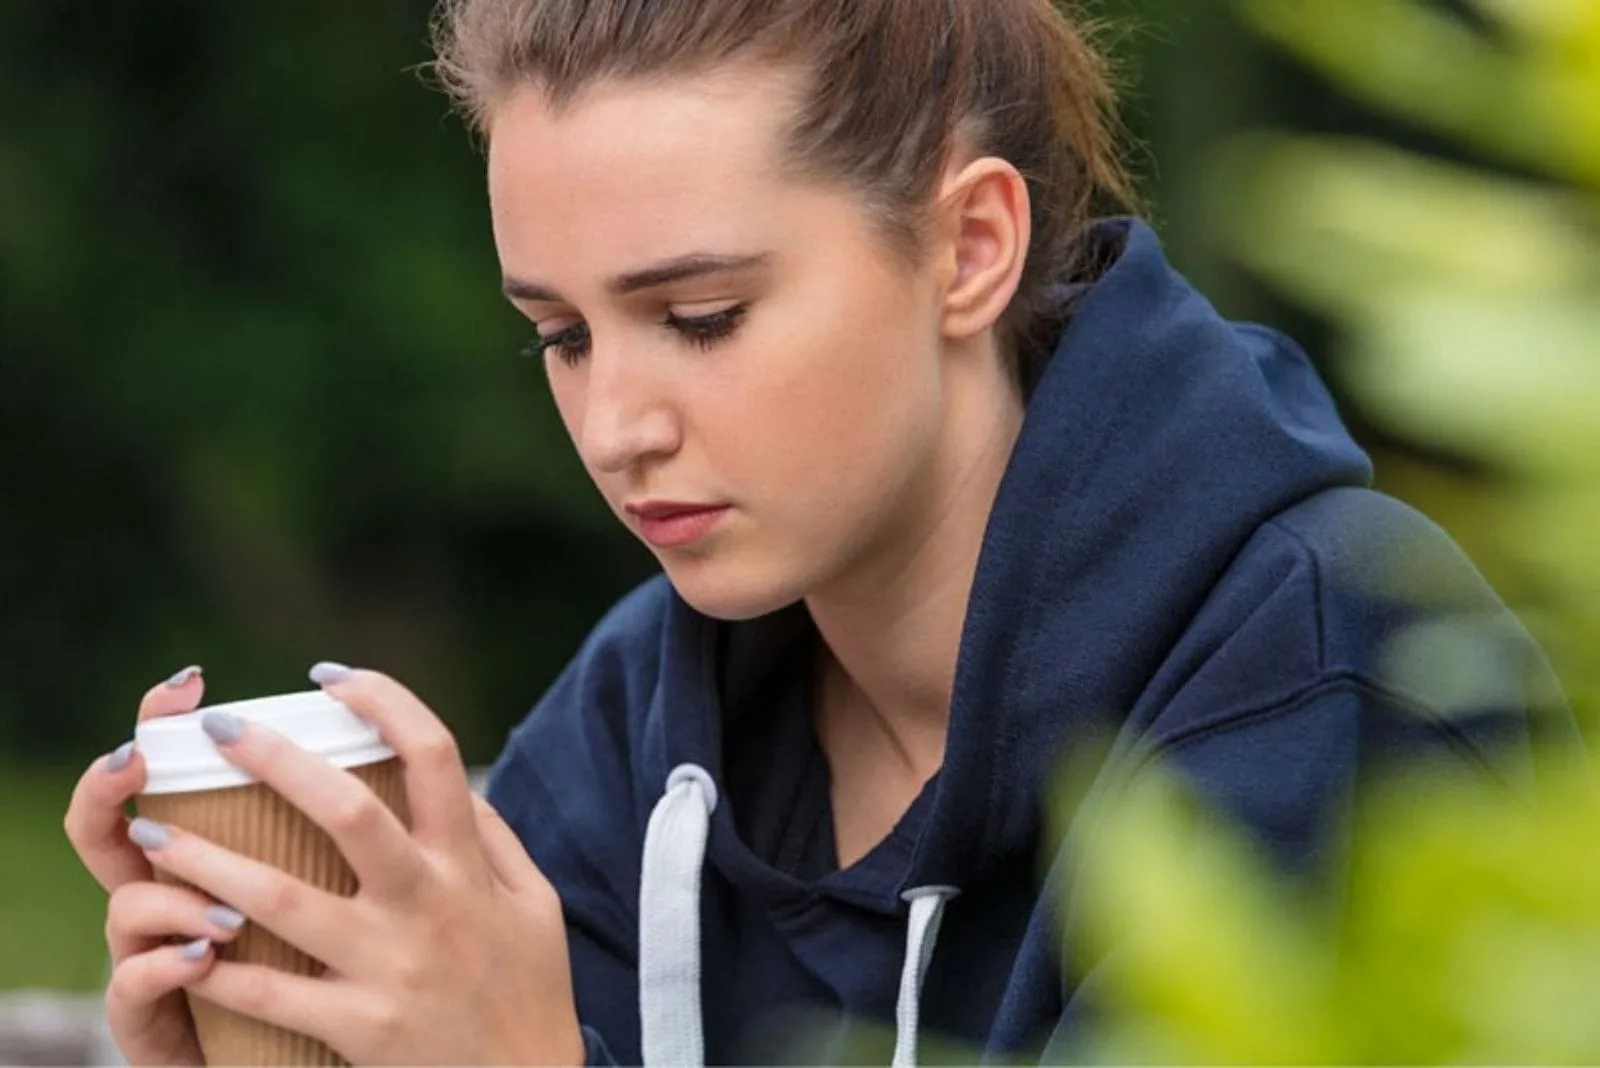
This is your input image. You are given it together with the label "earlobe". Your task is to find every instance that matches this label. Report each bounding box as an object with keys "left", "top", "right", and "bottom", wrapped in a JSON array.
[{"left": 940, "top": 158, "right": 1031, "bottom": 342}]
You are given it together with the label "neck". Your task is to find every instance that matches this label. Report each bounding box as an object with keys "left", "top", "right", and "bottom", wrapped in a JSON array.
[{"left": 805, "top": 342, "right": 1024, "bottom": 782}]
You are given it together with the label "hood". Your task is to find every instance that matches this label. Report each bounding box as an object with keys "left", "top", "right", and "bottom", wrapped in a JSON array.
[
  {"left": 649, "top": 216, "right": 1372, "bottom": 899},
  {"left": 910, "top": 216, "right": 1371, "bottom": 887}
]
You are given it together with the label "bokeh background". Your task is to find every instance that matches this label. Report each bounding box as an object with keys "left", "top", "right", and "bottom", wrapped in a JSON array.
[{"left": 3, "top": 0, "right": 1595, "bottom": 1054}]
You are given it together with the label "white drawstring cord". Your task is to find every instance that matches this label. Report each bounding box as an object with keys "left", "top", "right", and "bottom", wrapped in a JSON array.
[
  {"left": 638, "top": 764, "right": 957, "bottom": 1068},
  {"left": 638, "top": 764, "right": 717, "bottom": 1067},
  {"left": 892, "top": 886, "right": 960, "bottom": 1068}
]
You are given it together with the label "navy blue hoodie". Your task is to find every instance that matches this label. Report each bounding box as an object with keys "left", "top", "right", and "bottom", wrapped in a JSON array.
[{"left": 487, "top": 218, "right": 1566, "bottom": 1064}]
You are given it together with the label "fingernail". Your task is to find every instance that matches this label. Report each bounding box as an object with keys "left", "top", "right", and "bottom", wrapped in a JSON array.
[
  {"left": 201, "top": 711, "right": 244, "bottom": 745},
  {"left": 204, "top": 905, "right": 245, "bottom": 932},
  {"left": 179, "top": 937, "right": 212, "bottom": 961},
  {"left": 105, "top": 741, "right": 136, "bottom": 773},
  {"left": 165, "top": 665, "right": 203, "bottom": 688},
  {"left": 309, "top": 661, "right": 353, "bottom": 685},
  {"left": 128, "top": 817, "right": 171, "bottom": 850}
]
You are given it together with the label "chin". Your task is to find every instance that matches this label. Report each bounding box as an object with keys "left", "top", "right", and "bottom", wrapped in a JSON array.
[{"left": 661, "top": 554, "right": 809, "bottom": 622}]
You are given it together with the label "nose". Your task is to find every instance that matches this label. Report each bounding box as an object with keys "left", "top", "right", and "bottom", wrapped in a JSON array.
[{"left": 578, "top": 343, "right": 682, "bottom": 476}]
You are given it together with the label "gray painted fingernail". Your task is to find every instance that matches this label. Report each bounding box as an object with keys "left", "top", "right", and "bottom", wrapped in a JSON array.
[
  {"left": 105, "top": 741, "right": 136, "bottom": 772},
  {"left": 205, "top": 905, "right": 245, "bottom": 932},
  {"left": 309, "top": 661, "right": 353, "bottom": 685},
  {"left": 164, "top": 665, "right": 203, "bottom": 688},
  {"left": 179, "top": 937, "right": 212, "bottom": 961},
  {"left": 201, "top": 711, "right": 244, "bottom": 745},
  {"left": 128, "top": 817, "right": 171, "bottom": 850}
]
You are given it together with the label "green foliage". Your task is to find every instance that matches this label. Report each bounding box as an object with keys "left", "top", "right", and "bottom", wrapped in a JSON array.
[
  {"left": 0, "top": 763, "right": 115, "bottom": 990},
  {"left": 1217, "top": 0, "right": 1600, "bottom": 731},
  {"left": 1067, "top": 0, "right": 1600, "bottom": 1061},
  {"left": 0, "top": 2, "right": 656, "bottom": 765},
  {"left": 1071, "top": 760, "right": 1600, "bottom": 1063}
]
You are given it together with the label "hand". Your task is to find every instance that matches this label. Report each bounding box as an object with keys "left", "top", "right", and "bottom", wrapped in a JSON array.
[
  {"left": 125, "top": 664, "right": 584, "bottom": 1066},
  {"left": 64, "top": 666, "right": 242, "bottom": 1067}
]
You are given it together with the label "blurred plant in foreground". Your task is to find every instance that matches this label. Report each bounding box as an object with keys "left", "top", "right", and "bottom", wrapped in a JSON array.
[
  {"left": 1223, "top": 0, "right": 1600, "bottom": 730},
  {"left": 1061, "top": 0, "right": 1600, "bottom": 1062},
  {"left": 1065, "top": 761, "right": 1600, "bottom": 1063}
]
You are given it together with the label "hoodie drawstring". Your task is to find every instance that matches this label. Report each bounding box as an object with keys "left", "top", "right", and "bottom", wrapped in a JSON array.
[
  {"left": 638, "top": 765, "right": 958, "bottom": 1067},
  {"left": 892, "top": 885, "right": 959, "bottom": 1068},
  {"left": 639, "top": 764, "right": 717, "bottom": 1067}
]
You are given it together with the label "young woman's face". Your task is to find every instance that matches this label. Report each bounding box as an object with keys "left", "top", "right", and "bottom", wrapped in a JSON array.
[{"left": 488, "top": 66, "right": 954, "bottom": 620}]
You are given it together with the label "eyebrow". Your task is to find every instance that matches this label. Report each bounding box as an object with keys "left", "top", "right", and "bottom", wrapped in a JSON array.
[{"left": 502, "top": 252, "right": 772, "bottom": 303}]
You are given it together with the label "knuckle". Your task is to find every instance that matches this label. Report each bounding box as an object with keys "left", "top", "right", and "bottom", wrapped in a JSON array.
[
  {"left": 61, "top": 791, "right": 93, "bottom": 847},
  {"left": 227, "top": 974, "right": 275, "bottom": 1018},
  {"left": 394, "top": 953, "right": 429, "bottom": 993},
  {"left": 327, "top": 795, "right": 382, "bottom": 837},
  {"left": 364, "top": 998, "right": 404, "bottom": 1043},
  {"left": 265, "top": 878, "right": 305, "bottom": 917},
  {"left": 104, "top": 887, "right": 130, "bottom": 935},
  {"left": 416, "top": 732, "right": 462, "bottom": 772},
  {"left": 106, "top": 956, "right": 158, "bottom": 1008},
  {"left": 104, "top": 964, "right": 134, "bottom": 1007}
]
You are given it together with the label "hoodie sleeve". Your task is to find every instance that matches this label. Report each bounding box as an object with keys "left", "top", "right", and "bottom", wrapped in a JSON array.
[
  {"left": 1044, "top": 676, "right": 1550, "bottom": 1062},
  {"left": 1040, "top": 488, "right": 1581, "bottom": 1059},
  {"left": 1136, "top": 487, "right": 1572, "bottom": 871}
]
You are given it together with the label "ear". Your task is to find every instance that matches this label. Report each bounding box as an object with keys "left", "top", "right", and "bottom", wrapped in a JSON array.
[{"left": 935, "top": 156, "right": 1030, "bottom": 342}]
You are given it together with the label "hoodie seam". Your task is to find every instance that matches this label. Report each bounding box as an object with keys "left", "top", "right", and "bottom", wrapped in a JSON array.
[
  {"left": 1136, "top": 673, "right": 1517, "bottom": 791},
  {"left": 1260, "top": 514, "right": 1330, "bottom": 675}
]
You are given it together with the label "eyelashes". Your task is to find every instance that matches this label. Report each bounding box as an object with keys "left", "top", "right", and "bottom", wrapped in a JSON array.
[
  {"left": 523, "top": 305, "right": 748, "bottom": 367},
  {"left": 666, "top": 305, "right": 746, "bottom": 350},
  {"left": 520, "top": 323, "right": 590, "bottom": 366}
]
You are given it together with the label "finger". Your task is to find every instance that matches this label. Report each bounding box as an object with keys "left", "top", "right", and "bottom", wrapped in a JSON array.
[
  {"left": 128, "top": 817, "right": 356, "bottom": 971},
  {"left": 309, "top": 665, "right": 478, "bottom": 854},
  {"left": 65, "top": 748, "right": 154, "bottom": 893},
  {"left": 105, "top": 938, "right": 216, "bottom": 1046},
  {"left": 184, "top": 959, "right": 367, "bottom": 1055},
  {"left": 129, "top": 817, "right": 364, "bottom": 976},
  {"left": 472, "top": 795, "right": 540, "bottom": 894},
  {"left": 195, "top": 716, "right": 426, "bottom": 900},
  {"left": 107, "top": 881, "right": 249, "bottom": 963},
  {"left": 65, "top": 668, "right": 207, "bottom": 893},
  {"left": 137, "top": 665, "right": 206, "bottom": 722}
]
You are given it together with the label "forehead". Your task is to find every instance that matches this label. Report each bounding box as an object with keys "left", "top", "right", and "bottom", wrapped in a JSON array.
[{"left": 486, "top": 67, "right": 807, "bottom": 275}]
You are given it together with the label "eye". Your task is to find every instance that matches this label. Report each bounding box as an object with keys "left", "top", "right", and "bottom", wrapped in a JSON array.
[
  {"left": 521, "top": 322, "right": 591, "bottom": 367},
  {"left": 665, "top": 305, "right": 746, "bottom": 350}
]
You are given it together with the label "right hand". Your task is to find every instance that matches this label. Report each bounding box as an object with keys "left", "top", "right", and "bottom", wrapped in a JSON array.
[{"left": 63, "top": 668, "right": 248, "bottom": 1066}]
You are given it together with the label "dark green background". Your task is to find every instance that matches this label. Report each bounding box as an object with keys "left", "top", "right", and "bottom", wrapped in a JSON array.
[
  {"left": 0, "top": 0, "right": 1423, "bottom": 767},
  {"left": 0, "top": 0, "right": 1538, "bottom": 993}
]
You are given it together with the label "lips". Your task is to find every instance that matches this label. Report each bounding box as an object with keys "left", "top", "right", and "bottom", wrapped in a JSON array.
[{"left": 626, "top": 503, "right": 730, "bottom": 549}]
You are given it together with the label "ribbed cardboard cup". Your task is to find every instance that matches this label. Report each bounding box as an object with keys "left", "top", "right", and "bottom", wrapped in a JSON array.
[{"left": 136, "top": 691, "right": 409, "bottom": 1066}]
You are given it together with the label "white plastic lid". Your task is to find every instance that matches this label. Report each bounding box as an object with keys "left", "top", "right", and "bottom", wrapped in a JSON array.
[{"left": 135, "top": 690, "right": 396, "bottom": 795}]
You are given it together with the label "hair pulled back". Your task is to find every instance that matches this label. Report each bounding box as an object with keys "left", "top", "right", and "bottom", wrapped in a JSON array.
[{"left": 431, "top": 0, "right": 1139, "bottom": 387}]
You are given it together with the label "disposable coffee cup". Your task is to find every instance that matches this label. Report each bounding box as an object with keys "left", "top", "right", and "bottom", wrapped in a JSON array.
[{"left": 135, "top": 690, "right": 409, "bottom": 1066}]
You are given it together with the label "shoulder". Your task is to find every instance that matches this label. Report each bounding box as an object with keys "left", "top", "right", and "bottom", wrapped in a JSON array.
[
  {"left": 1118, "top": 488, "right": 1568, "bottom": 873},
  {"left": 1142, "top": 486, "right": 1563, "bottom": 819},
  {"left": 1255, "top": 486, "right": 1546, "bottom": 692}
]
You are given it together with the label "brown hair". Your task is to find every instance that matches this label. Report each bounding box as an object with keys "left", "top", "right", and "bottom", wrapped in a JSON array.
[{"left": 430, "top": 0, "right": 1140, "bottom": 390}]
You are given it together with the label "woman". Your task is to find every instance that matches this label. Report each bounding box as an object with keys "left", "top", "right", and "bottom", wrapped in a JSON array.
[{"left": 64, "top": 0, "right": 1565, "bottom": 1064}]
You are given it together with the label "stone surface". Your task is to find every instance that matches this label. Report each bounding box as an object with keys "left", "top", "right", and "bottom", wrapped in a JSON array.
[{"left": 0, "top": 990, "right": 121, "bottom": 1066}]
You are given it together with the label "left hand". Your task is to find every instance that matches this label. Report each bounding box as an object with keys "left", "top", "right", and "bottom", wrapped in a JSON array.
[{"left": 127, "top": 664, "right": 584, "bottom": 1066}]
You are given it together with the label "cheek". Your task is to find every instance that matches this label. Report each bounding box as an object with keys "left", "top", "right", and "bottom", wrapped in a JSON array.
[{"left": 701, "top": 280, "right": 940, "bottom": 497}]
